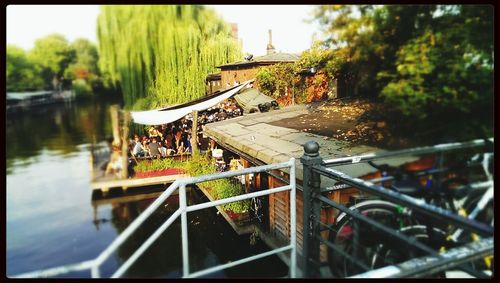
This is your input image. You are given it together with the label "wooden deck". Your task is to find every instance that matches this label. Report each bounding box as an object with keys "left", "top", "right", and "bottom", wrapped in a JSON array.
[
  {"left": 92, "top": 190, "right": 165, "bottom": 206},
  {"left": 91, "top": 174, "right": 188, "bottom": 193}
]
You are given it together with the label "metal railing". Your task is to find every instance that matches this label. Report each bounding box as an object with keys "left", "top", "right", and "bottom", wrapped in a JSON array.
[
  {"left": 350, "top": 237, "right": 494, "bottom": 278},
  {"left": 300, "top": 138, "right": 494, "bottom": 278},
  {"left": 12, "top": 158, "right": 297, "bottom": 278}
]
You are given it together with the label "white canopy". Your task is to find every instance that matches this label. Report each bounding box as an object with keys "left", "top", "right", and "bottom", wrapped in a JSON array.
[{"left": 130, "top": 80, "right": 252, "bottom": 125}]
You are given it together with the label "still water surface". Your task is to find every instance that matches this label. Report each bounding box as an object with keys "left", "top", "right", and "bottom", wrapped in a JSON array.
[{"left": 6, "top": 97, "right": 288, "bottom": 278}]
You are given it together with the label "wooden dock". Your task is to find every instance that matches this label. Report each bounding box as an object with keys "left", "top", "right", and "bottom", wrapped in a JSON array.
[{"left": 91, "top": 174, "right": 188, "bottom": 194}]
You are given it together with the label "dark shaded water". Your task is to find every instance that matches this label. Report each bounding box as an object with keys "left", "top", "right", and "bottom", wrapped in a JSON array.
[{"left": 6, "top": 97, "right": 288, "bottom": 278}]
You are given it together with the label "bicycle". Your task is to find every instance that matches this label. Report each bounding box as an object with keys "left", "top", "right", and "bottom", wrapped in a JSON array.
[{"left": 326, "top": 149, "right": 493, "bottom": 277}]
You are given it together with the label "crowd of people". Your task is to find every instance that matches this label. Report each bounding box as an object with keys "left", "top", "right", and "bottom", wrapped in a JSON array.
[{"left": 129, "top": 99, "right": 243, "bottom": 159}]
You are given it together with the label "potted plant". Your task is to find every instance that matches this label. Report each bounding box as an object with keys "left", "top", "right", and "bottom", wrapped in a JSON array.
[
  {"left": 134, "top": 158, "right": 186, "bottom": 178},
  {"left": 186, "top": 156, "right": 251, "bottom": 222}
]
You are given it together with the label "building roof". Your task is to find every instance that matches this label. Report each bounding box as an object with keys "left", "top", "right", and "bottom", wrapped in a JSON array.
[
  {"left": 206, "top": 72, "right": 222, "bottom": 81},
  {"left": 203, "top": 105, "right": 418, "bottom": 186},
  {"left": 6, "top": 91, "right": 53, "bottom": 101},
  {"left": 217, "top": 52, "right": 300, "bottom": 69}
]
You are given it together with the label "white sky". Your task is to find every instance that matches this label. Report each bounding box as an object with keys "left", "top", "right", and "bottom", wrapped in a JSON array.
[{"left": 7, "top": 5, "right": 321, "bottom": 56}]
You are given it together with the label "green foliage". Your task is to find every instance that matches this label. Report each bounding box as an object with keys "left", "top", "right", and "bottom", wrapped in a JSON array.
[
  {"left": 256, "top": 63, "right": 302, "bottom": 103},
  {"left": 133, "top": 154, "right": 249, "bottom": 213},
  {"left": 379, "top": 6, "right": 493, "bottom": 138},
  {"left": 297, "top": 42, "right": 334, "bottom": 73},
  {"left": 255, "top": 66, "right": 278, "bottom": 97},
  {"left": 65, "top": 38, "right": 103, "bottom": 94},
  {"left": 211, "top": 180, "right": 250, "bottom": 213},
  {"left": 6, "top": 45, "right": 44, "bottom": 91},
  {"left": 29, "top": 33, "right": 76, "bottom": 90},
  {"left": 72, "top": 79, "right": 92, "bottom": 96},
  {"left": 134, "top": 157, "right": 183, "bottom": 172},
  {"left": 7, "top": 36, "right": 108, "bottom": 95},
  {"left": 312, "top": 5, "right": 493, "bottom": 140},
  {"left": 256, "top": 43, "right": 339, "bottom": 104},
  {"left": 97, "top": 5, "right": 243, "bottom": 109}
]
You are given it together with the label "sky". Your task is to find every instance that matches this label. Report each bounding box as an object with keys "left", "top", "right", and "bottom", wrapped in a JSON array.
[{"left": 7, "top": 5, "right": 322, "bottom": 56}]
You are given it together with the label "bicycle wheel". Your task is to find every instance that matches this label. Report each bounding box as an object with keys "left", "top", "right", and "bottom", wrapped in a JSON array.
[
  {"left": 327, "top": 200, "right": 418, "bottom": 277},
  {"left": 371, "top": 225, "right": 448, "bottom": 277}
]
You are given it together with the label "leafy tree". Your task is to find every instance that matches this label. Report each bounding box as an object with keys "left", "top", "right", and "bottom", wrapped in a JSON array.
[
  {"left": 379, "top": 5, "right": 493, "bottom": 138},
  {"left": 312, "top": 5, "right": 380, "bottom": 97},
  {"left": 313, "top": 5, "right": 493, "bottom": 140},
  {"left": 29, "top": 34, "right": 76, "bottom": 90},
  {"left": 97, "top": 5, "right": 242, "bottom": 109},
  {"left": 65, "top": 38, "right": 102, "bottom": 95},
  {"left": 6, "top": 45, "right": 44, "bottom": 91},
  {"left": 65, "top": 38, "right": 99, "bottom": 80}
]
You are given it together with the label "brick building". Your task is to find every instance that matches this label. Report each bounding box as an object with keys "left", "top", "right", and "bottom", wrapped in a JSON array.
[{"left": 207, "top": 30, "right": 300, "bottom": 93}]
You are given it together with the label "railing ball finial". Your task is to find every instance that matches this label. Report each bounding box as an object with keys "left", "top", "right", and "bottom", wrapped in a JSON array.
[{"left": 303, "top": 141, "right": 320, "bottom": 157}]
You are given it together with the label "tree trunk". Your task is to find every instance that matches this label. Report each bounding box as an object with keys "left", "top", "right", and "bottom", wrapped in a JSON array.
[
  {"left": 191, "top": 110, "right": 199, "bottom": 156},
  {"left": 121, "top": 111, "right": 130, "bottom": 179},
  {"left": 110, "top": 105, "right": 121, "bottom": 148}
]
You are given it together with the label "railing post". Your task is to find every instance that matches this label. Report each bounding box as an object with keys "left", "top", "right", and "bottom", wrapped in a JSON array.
[
  {"left": 300, "top": 141, "right": 322, "bottom": 277},
  {"left": 179, "top": 183, "right": 190, "bottom": 277}
]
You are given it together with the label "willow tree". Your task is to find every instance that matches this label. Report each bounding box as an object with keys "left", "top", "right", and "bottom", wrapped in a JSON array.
[{"left": 97, "top": 5, "right": 242, "bottom": 109}]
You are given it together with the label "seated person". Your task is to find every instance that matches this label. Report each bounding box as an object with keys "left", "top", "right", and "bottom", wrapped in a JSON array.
[
  {"left": 173, "top": 129, "right": 185, "bottom": 154},
  {"left": 105, "top": 146, "right": 123, "bottom": 177},
  {"left": 141, "top": 138, "right": 150, "bottom": 157},
  {"left": 148, "top": 126, "right": 163, "bottom": 139},
  {"left": 132, "top": 135, "right": 145, "bottom": 157},
  {"left": 148, "top": 137, "right": 161, "bottom": 159},
  {"left": 159, "top": 141, "right": 167, "bottom": 157}
]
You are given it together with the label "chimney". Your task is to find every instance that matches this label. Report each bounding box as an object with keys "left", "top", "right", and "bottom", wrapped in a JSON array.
[{"left": 266, "top": 29, "right": 276, "bottom": 55}]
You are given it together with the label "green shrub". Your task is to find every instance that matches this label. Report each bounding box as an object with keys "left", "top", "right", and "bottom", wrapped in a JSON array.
[
  {"left": 134, "top": 155, "right": 250, "bottom": 213},
  {"left": 72, "top": 79, "right": 92, "bottom": 96}
]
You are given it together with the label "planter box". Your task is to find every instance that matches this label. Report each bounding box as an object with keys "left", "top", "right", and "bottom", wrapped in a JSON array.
[
  {"left": 225, "top": 210, "right": 250, "bottom": 222},
  {"left": 134, "top": 168, "right": 185, "bottom": 179}
]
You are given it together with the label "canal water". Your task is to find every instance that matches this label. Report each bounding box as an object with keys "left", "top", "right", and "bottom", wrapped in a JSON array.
[{"left": 6, "top": 96, "right": 288, "bottom": 278}]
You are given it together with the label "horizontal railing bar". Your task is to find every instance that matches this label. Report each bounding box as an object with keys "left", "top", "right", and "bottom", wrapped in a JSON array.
[
  {"left": 11, "top": 260, "right": 96, "bottom": 278},
  {"left": 94, "top": 180, "right": 181, "bottom": 266},
  {"left": 315, "top": 235, "right": 371, "bottom": 272},
  {"left": 321, "top": 167, "right": 449, "bottom": 193},
  {"left": 350, "top": 237, "right": 494, "bottom": 278},
  {"left": 186, "top": 185, "right": 291, "bottom": 213},
  {"left": 187, "top": 245, "right": 293, "bottom": 278},
  {"left": 314, "top": 166, "right": 493, "bottom": 236},
  {"left": 316, "top": 195, "right": 437, "bottom": 255},
  {"left": 322, "top": 138, "right": 493, "bottom": 166},
  {"left": 111, "top": 209, "right": 182, "bottom": 278},
  {"left": 316, "top": 195, "right": 489, "bottom": 278},
  {"left": 12, "top": 159, "right": 296, "bottom": 279},
  {"left": 398, "top": 237, "right": 493, "bottom": 278},
  {"left": 180, "top": 160, "right": 293, "bottom": 185}
]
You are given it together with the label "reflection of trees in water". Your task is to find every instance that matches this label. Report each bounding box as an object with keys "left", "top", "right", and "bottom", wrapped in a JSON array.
[{"left": 5, "top": 97, "right": 119, "bottom": 164}]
